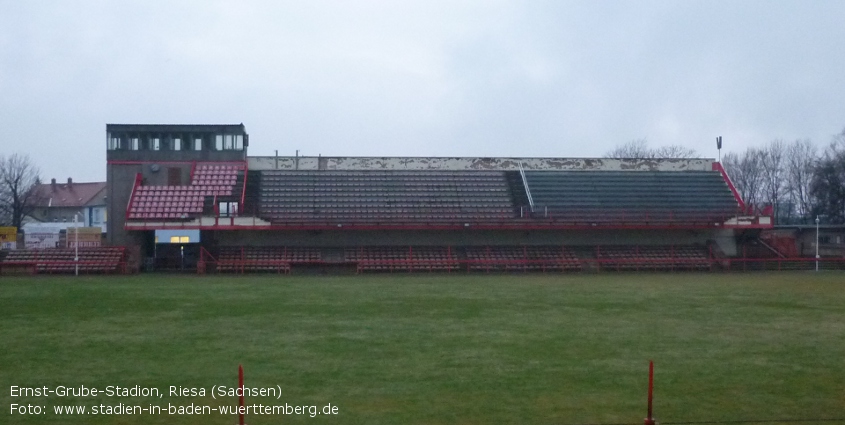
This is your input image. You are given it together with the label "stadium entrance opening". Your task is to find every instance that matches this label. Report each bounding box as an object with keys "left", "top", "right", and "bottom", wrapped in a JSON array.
[{"left": 151, "top": 230, "right": 201, "bottom": 272}]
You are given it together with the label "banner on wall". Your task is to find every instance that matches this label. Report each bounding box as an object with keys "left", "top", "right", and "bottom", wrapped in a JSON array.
[
  {"left": 0, "top": 227, "right": 16, "bottom": 250},
  {"left": 66, "top": 227, "right": 102, "bottom": 248},
  {"left": 25, "top": 229, "right": 61, "bottom": 249}
]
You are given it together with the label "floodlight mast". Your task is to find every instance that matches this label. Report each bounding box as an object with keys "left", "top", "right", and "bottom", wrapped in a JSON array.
[{"left": 716, "top": 136, "right": 722, "bottom": 162}]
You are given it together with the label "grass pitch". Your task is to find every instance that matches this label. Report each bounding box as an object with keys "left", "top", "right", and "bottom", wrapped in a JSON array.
[{"left": 1, "top": 272, "right": 844, "bottom": 424}]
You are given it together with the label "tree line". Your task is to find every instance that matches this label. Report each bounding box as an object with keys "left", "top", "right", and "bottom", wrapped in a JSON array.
[{"left": 606, "top": 130, "right": 845, "bottom": 224}]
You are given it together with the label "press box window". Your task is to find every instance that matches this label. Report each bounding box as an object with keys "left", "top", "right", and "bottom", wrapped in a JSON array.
[
  {"left": 108, "top": 135, "right": 122, "bottom": 150},
  {"left": 215, "top": 134, "right": 244, "bottom": 151},
  {"left": 219, "top": 202, "right": 239, "bottom": 217}
]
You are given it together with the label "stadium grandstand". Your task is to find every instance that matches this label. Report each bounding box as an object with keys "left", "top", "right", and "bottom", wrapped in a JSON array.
[{"left": 10, "top": 122, "right": 840, "bottom": 275}]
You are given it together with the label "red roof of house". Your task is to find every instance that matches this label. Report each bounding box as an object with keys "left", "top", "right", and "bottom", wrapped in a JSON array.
[{"left": 32, "top": 180, "right": 107, "bottom": 208}]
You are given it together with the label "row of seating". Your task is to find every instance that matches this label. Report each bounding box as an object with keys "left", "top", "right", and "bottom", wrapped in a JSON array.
[
  {"left": 464, "top": 246, "right": 582, "bottom": 272},
  {"left": 260, "top": 180, "right": 511, "bottom": 187},
  {"left": 260, "top": 190, "right": 510, "bottom": 196},
  {"left": 0, "top": 247, "right": 126, "bottom": 274},
  {"left": 135, "top": 187, "right": 232, "bottom": 198},
  {"left": 191, "top": 163, "right": 243, "bottom": 191},
  {"left": 523, "top": 171, "right": 739, "bottom": 224},
  {"left": 129, "top": 191, "right": 205, "bottom": 220},
  {"left": 216, "top": 247, "right": 321, "bottom": 273},
  {"left": 259, "top": 170, "right": 515, "bottom": 225},
  {"left": 257, "top": 212, "right": 517, "bottom": 223},
  {"left": 134, "top": 199, "right": 204, "bottom": 207},
  {"left": 348, "top": 246, "right": 460, "bottom": 272},
  {"left": 204, "top": 245, "right": 711, "bottom": 273},
  {"left": 193, "top": 163, "right": 243, "bottom": 176},
  {"left": 136, "top": 185, "right": 209, "bottom": 193},
  {"left": 594, "top": 245, "right": 710, "bottom": 271},
  {"left": 262, "top": 170, "right": 505, "bottom": 178},
  {"left": 525, "top": 210, "right": 732, "bottom": 224},
  {"left": 260, "top": 206, "right": 514, "bottom": 213},
  {"left": 192, "top": 176, "right": 237, "bottom": 186},
  {"left": 126, "top": 162, "right": 246, "bottom": 222}
]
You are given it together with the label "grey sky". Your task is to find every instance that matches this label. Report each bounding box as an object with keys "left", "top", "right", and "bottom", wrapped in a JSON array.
[{"left": 2, "top": 0, "right": 844, "bottom": 182}]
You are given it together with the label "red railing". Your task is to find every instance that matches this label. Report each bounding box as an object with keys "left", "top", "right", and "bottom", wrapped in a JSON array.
[
  {"left": 712, "top": 161, "right": 746, "bottom": 212},
  {"left": 254, "top": 206, "right": 744, "bottom": 228},
  {"left": 125, "top": 173, "right": 144, "bottom": 221},
  {"left": 240, "top": 160, "right": 248, "bottom": 209}
]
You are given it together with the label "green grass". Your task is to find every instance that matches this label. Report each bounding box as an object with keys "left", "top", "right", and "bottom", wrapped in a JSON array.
[{"left": 1, "top": 273, "right": 844, "bottom": 424}]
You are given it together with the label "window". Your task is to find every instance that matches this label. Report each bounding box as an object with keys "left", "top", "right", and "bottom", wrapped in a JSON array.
[
  {"left": 152, "top": 137, "right": 160, "bottom": 151},
  {"left": 819, "top": 236, "right": 831, "bottom": 244},
  {"left": 216, "top": 134, "right": 243, "bottom": 150},
  {"left": 194, "top": 138, "right": 202, "bottom": 151},
  {"left": 169, "top": 236, "right": 190, "bottom": 243},
  {"left": 107, "top": 135, "right": 122, "bottom": 150},
  {"left": 130, "top": 137, "right": 140, "bottom": 151},
  {"left": 219, "top": 202, "right": 239, "bottom": 217},
  {"left": 173, "top": 138, "right": 182, "bottom": 151}
]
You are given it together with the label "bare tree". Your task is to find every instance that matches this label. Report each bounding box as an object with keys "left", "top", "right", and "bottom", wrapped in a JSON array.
[
  {"left": 0, "top": 153, "right": 42, "bottom": 229},
  {"left": 605, "top": 139, "right": 652, "bottom": 158},
  {"left": 759, "top": 139, "right": 786, "bottom": 222},
  {"left": 722, "top": 149, "right": 764, "bottom": 209},
  {"left": 811, "top": 142, "right": 845, "bottom": 224},
  {"left": 832, "top": 127, "right": 845, "bottom": 155},
  {"left": 605, "top": 139, "right": 699, "bottom": 158},
  {"left": 784, "top": 139, "right": 817, "bottom": 223},
  {"left": 653, "top": 145, "right": 700, "bottom": 158}
]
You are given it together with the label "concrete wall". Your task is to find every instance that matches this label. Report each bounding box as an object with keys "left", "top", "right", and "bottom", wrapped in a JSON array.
[
  {"left": 107, "top": 150, "right": 246, "bottom": 163},
  {"left": 248, "top": 156, "right": 714, "bottom": 172},
  {"left": 106, "top": 163, "right": 142, "bottom": 246},
  {"left": 211, "top": 228, "right": 717, "bottom": 248},
  {"left": 795, "top": 228, "right": 845, "bottom": 257}
]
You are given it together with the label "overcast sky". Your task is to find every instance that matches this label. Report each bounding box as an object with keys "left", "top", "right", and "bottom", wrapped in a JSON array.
[{"left": 2, "top": 0, "right": 844, "bottom": 182}]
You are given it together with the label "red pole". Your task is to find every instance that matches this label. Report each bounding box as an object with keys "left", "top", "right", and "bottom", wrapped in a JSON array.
[
  {"left": 239, "top": 364, "right": 245, "bottom": 425},
  {"left": 644, "top": 360, "right": 655, "bottom": 425}
]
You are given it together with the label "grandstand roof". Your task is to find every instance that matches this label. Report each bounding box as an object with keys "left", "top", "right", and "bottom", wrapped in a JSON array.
[
  {"left": 106, "top": 123, "right": 246, "bottom": 133},
  {"left": 247, "top": 156, "right": 716, "bottom": 172}
]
